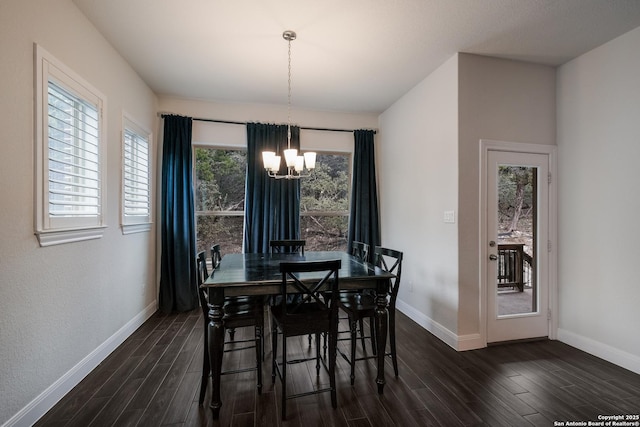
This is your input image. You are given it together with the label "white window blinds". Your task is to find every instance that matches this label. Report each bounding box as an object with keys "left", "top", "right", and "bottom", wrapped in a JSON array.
[
  {"left": 123, "top": 126, "right": 150, "bottom": 219},
  {"left": 47, "top": 81, "right": 101, "bottom": 218}
]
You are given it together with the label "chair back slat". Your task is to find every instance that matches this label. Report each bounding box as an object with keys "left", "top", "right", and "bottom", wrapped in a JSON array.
[
  {"left": 373, "top": 247, "right": 403, "bottom": 303},
  {"left": 210, "top": 244, "right": 222, "bottom": 270},
  {"left": 350, "top": 241, "right": 370, "bottom": 263},
  {"left": 270, "top": 239, "right": 306, "bottom": 255},
  {"left": 279, "top": 260, "right": 341, "bottom": 316},
  {"left": 196, "top": 251, "right": 210, "bottom": 316}
]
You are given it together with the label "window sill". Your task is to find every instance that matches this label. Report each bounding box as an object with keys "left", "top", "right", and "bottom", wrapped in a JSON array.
[
  {"left": 35, "top": 226, "right": 107, "bottom": 247},
  {"left": 121, "top": 222, "right": 152, "bottom": 235}
]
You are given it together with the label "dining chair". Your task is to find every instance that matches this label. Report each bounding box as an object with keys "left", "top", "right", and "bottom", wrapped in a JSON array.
[
  {"left": 196, "top": 251, "right": 263, "bottom": 405},
  {"left": 210, "top": 243, "right": 222, "bottom": 269},
  {"left": 269, "top": 239, "right": 310, "bottom": 344},
  {"left": 338, "top": 246, "right": 403, "bottom": 385},
  {"left": 211, "top": 244, "right": 251, "bottom": 343},
  {"left": 269, "top": 239, "right": 306, "bottom": 255},
  {"left": 338, "top": 241, "right": 373, "bottom": 355},
  {"left": 270, "top": 259, "right": 341, "bottom": 420},
  {"left": 350, "top": 240, "right": 369, "bottom": 263}
]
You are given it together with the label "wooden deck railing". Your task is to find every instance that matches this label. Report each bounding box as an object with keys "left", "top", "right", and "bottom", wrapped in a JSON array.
[{"left": 497, "top": 243, "right": 533, "bottom": 292}]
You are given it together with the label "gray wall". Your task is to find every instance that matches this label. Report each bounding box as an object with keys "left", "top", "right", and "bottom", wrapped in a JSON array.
[
  {"left": 378, "top": 53, "right": 556, "bottom": 349},
  {"left": 556, "top": 26, "right": 640, "bottom": 372},
  {"left": 457, "top": 54, "right": 556, "bottom": 338},
  {"left": 0, "top": 1, "right": 158, "bottom": 425}
]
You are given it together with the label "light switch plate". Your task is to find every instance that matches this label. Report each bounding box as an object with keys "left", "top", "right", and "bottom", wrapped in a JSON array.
[{"left": 444, "top": 210, "right": 455, "bottom": 223}]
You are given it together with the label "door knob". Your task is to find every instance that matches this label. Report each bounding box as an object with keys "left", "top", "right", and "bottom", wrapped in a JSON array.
[
  {"left": 489, "top": 254, "right": 498, "bottom": 261},
  {"left": 489, "top": 241, "right": 496, "bottom": 247}
]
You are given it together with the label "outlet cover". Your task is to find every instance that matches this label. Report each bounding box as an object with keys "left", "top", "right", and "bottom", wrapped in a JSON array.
[{"left": 443, "top": 210, "right": 455, "bottom": 223}]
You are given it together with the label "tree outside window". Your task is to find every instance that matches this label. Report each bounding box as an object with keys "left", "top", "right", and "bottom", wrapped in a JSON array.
[
  {"left": 300, "top": 153, "right": 350, "bottom": 251},
  {"left": 195, "top": 148, "right": 246, "bottom": 253},
  {"left": 194, "top": 149, "right": 350, "bottom": 253}
]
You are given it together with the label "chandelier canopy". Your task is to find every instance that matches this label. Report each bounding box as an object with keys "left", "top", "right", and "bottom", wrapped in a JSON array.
[{"left": 262, "top": 30, "right": 316, "bottom": 179}]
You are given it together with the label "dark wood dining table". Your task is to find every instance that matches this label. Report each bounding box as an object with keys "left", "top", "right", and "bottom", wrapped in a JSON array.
[{"left": 202, "top": 250, "right": 395, "bottom": 418}]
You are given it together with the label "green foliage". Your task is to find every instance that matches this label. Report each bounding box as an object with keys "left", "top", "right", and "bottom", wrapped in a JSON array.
[
  {"left": 300, "top": 153, "right": 349, "bottom": 251},
  {"left": 498, "top": 166, "right": 533, "bottom": 230},
  {"left": 301, "top": 154, "right": 349, "bottom": 212},
  {"left": 195, "top": 148, "right": 246, "bottom": 211}
]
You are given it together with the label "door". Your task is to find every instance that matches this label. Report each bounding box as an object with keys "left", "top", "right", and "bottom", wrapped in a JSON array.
[{"left": 486, "top": 150, "right": 550, "bottom": 343}]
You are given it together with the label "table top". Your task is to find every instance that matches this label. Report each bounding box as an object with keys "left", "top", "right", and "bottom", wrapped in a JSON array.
[{"left": 203, "top": 251, "right": 393, "bottom": 293}]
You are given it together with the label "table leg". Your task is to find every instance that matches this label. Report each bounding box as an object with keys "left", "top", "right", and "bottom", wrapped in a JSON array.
[
  {"left": 208, "top": 289, "right": 225, "bottom": 418},
  {"left": 375, "top": 279, "right": 388, "bottom": 394}
]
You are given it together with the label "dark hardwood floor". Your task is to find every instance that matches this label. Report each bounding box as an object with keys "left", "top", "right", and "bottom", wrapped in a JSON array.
[{"left": 34, "top": 309, "right": 640, "bottom": 426}]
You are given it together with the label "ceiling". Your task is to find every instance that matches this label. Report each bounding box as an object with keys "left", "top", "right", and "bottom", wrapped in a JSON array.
[{"left": 73, "top": 0, "right": 640, "bottom": 114}]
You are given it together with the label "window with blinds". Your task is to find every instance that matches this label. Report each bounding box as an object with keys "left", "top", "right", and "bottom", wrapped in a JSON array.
[
  {"left": 35, "top": 43, "right": 107, "bottom": 246},
  {"left": 122, "top": 116, "right": 152, "bottom": 233},
  {"left": 48, "top": 81, "right": 101, "bottom": 218}
]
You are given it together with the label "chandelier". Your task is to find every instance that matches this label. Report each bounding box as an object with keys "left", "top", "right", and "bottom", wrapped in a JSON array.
[{"left": 262, "top": 30, "right": 316, "bottom": 179}]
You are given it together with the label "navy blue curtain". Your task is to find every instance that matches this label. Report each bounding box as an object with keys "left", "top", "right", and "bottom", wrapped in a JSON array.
[
  {"left": 159, "top": 115, "right": 198, "bottom": 313},
  {"left": 348, "top": 129, "right": 381, "bottom": 255},
  {"left": 244, "top": 123, "right": 301, "bottom": 253}
]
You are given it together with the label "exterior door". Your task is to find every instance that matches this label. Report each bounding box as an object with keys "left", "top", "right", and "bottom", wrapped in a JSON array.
[{"left": 486, "top": 150, "right": 550, "bottom": 343}]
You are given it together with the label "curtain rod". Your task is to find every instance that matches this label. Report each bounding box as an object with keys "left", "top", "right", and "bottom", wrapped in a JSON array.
[{"left": 159, "top": 113, "right": 376, "bottom": 134}]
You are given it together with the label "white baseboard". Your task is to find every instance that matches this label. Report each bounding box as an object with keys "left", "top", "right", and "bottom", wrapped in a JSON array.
[
  {"left": 388, "top": 300, "right": 640, "bottom": 374},
  {"left": 557, "top": 328, "right": 640, "bottom": 375},
  {"left": 2, "top": 301, "right": 157, "bottom": 427},
  {"left": 396, "top": 299, "right": 484, "bottom": 351}
]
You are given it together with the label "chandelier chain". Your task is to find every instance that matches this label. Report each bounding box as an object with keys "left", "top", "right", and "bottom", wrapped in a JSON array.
[{"left": 287, "top": 37, "right": 292, "bottom": 146}]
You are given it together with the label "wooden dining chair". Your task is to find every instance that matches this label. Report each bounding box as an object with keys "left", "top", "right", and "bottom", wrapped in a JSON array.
[
  {"left": 269, "top": 239, "right": 306, "bottom": 255},
  {"left": 210, "top": 243, "right": 222, "bottom": 269},
  {"left": 269, "top": 239, "right": 310, "bottom": 344},
  {"left": 196, "top": 251, "right": 263, "bottom": 405},
  {"left": 211, "top": 244, "right": 247, "bottom": 341},
  {"left": 270, "top": 259, "right": 341, "bottom": 420},
  {"left": 338, "top": 246, "right": 403, "bottom": 385},
  {"left": 350, "top": 240, "right": 369, "bottom": 263},
  {"left": 337, "top": 241, "right": 373, "bottom": 354}
]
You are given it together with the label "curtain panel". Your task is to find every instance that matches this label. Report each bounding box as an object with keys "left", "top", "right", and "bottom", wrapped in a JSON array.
[
  {"left": 243, "top": 123, "right": 300, "bottom": 253},
  {"left": 244, "top": 123, "right": 301, "bottom": 253},
  {"left": 348, "top": 129, "right": 381, "bottom": 256},
  {"left": 159, "top": 115, "right": 198, "bottom": 313}
]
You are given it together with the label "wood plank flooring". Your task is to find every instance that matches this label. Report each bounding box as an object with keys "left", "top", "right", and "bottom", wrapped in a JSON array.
[{"left": 34, "top": 309, "right": 640, "bottom": 426}]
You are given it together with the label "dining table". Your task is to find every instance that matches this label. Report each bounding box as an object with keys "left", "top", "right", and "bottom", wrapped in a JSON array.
[{"left": 202, "top": 250, "right": 395, "bottom": 418}]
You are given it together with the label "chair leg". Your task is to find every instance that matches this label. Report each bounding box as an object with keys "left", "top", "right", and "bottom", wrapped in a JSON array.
[
  {"left": 255, "top": 325, "right": 263, "bottom": 393},
  {"left": 281, "top": 335, "right": 287, "bottom": 420},
  {"left": 323, "top": 331, "right": 327, "bottom": 359},
  {"left": 271, "top": 323, "right": 277, "bottom": 384},
  {"left": 315, "top": 333, "right": 321, "bottom": 376},
  {"left": 349, "top": 318, "right": 357, "bottom": 385},
  {"left": 199, "top": 331, "right": 210, "bottom": 404},
  {"left": 358, "top": 318, "right": 366, "bottom": 353},
  {"left": 329, "top": 328, "right": 337, "bottom": 408}
]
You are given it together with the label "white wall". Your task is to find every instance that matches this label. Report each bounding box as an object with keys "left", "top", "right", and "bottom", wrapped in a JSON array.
[
  {"left": 457, "top": 54, "right": 556, "bottom": 341},
  {"left": 0, "top": 1, "right": 158, "bottom": 425},
  {"left": 556, "top": 26, "right": 640, "bottom": 373},
  {"left": 378, "top": 53, "right": 556, "bottom": 350},
  {"left": 378, "top": 55, "right": 460, "bottom": 343}
]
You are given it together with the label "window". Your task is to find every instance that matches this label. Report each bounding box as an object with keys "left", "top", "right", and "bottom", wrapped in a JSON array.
[
  {"left": 300, "top": 153, "right": 350, "bottom": 251},
  {"left": 121, "top": 115, "right": 152, "bottom": 234},
  {"left": 194, "top": 148, "right": 246, "bottom": 253},
  {"left": 194, "top": 148, "right": 350, "bottom": 253},
  {"left": 34, "top": 44, "right": 107, "bottom": 246}
]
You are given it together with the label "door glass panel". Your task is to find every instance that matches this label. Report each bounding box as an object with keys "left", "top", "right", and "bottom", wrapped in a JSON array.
[{"left": 496, "top": 165, "right": 537, "bottom": 317}]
